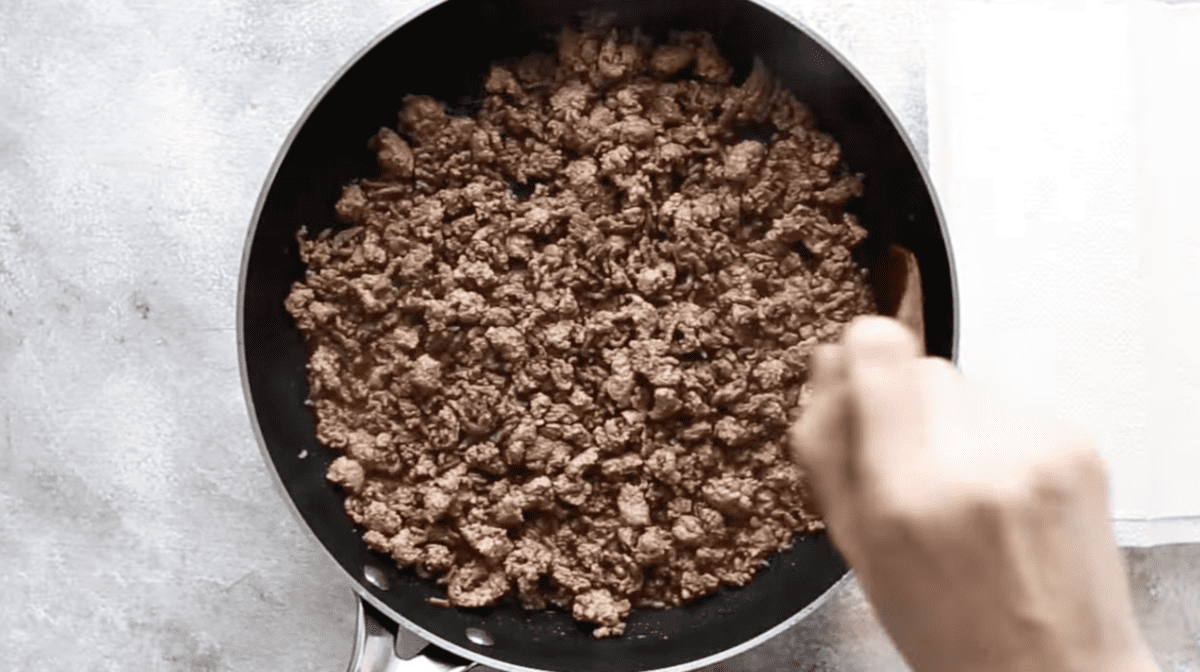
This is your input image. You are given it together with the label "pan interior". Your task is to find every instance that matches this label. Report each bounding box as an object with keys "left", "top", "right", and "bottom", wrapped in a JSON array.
[{"left": 241, "top": 0, "right": 954, "bottom": 670}]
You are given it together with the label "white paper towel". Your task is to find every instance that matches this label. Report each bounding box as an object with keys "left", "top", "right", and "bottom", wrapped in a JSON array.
[{"left": 929, "top": 0, "right": 1200, "bottom": 545}]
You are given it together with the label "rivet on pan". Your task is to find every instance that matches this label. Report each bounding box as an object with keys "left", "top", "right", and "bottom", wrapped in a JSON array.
[
  {"left": 465, "top": 628, "right": 494, "bottom": 646},
  {"left": 363, "top": 565, "right": 389, "bottom": 590},
  {"left": 298, "top": 449, "right": 308, "bottom": 459}
]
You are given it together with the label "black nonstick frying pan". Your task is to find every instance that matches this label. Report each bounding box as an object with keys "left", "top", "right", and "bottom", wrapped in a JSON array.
[{"left": 238, "top": 1, "right": 958, "bottom": 670}]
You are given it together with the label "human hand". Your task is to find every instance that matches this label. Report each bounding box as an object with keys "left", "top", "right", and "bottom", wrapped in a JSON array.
[{"left": 789, "top": 316, "right": 1159, "bottom": 672}]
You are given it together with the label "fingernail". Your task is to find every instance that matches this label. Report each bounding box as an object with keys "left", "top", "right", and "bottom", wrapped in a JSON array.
[{"left": 843, "top": 316, "right": 919, "bottom": 365}]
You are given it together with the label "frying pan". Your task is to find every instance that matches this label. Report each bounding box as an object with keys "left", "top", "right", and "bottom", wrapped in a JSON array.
[{"left": 237, "top": 1, "right": 958, "bottom": 670}]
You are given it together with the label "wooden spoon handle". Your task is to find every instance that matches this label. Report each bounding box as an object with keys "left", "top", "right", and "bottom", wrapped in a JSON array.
[{"left": 870, "top": 244, "right": 926, "bottom": 354}]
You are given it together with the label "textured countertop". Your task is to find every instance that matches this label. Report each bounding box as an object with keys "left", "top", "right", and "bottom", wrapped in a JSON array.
[{"left": 1, "top": 1, "right": 1196, "bottom": 670}]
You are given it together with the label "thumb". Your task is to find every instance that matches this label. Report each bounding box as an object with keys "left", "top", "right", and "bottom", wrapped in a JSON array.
[{"left": 841, "top": 316, "right": 925, "bottom": 476}]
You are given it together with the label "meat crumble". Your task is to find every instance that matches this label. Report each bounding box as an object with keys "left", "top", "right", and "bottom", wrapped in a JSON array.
[{"left": 286, "top": 24, "right": 876, "bottom": 638}]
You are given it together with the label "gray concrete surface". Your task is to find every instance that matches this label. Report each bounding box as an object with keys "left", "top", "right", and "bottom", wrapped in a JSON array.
[{"left": 0, "top": 1, "right": 1196, "bottom": 671}]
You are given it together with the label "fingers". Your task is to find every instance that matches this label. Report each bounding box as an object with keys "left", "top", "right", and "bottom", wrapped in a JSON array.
[
  {"left": 789, "top": 344, "right": 852, "bottom": 514},
  {"left": 789, "top": 317, "right": 932, "bottom": 520},
  {"left": 809, "top": 344, "right": 848, "bottom": 391},
  {"left": 789, "top": 382, "right": 852, "bottom": 511},
  {"left": 790, "top": 346, "right": 847, "bottom": 468},
  {"left": 843, "top": 315, "right": 921, "bottom": 363}
]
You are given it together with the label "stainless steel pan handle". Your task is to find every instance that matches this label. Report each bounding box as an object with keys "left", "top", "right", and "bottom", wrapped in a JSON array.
[{"left": 347, "top": 595, "right": 478, "bottom": 672}]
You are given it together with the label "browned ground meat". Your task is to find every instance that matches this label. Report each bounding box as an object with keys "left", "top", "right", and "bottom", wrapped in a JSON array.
[{"left": 285, "top": 25, "right": 876, "bottom": 638}]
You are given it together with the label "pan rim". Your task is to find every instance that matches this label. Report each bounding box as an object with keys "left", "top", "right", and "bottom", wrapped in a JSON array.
[{"left": 236, "top": 0, "right": 959, "bottom": 670}]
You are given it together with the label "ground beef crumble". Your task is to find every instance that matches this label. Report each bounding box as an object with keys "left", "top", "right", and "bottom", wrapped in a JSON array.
[{"left": 286, "top": 25, "right": 877, "bottom": 638}]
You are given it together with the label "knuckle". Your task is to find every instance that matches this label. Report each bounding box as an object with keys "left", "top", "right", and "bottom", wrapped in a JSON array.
[
  {"left": 1026, "top": 459, "right": 1076, "bottom": 504},
  {"left": 1052, "top": 429, "right": 1107, "bottom": 487},
  {"left": 948, "top": 480, "right": 1009, "bottom": 519},
  {"left": 1064, "top": 435, "right": 1107, "bottom": 481},
  {"left": 867, "top": 481, "right": 923, "bottom": 531},
  {"left": 1025, "top": 446, "right": 1105, "bottom": 506}
]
